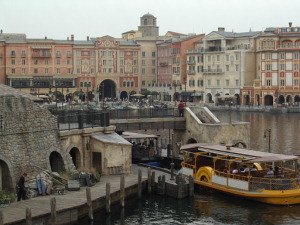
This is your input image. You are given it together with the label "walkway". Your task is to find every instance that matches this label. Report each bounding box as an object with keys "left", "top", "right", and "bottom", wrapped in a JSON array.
[{"left": 1, "top": 165, "right": 153, "bottom": 225}]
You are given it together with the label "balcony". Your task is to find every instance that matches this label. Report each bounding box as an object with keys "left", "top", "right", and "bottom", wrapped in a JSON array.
[
  {"left": 187, "top": 70, "right": 195, "bottom": 75},
  {"left": 278, "top": 44, "right": 300, "bottom": 50},
  {"left": 32, "top": 52, "right": 51, "bottom": 58},
  {"left": 203, "top": 69, "right": 223, "bottom": 74},
  {"left": 11, "top": 54, "right": 16, "bottom": 58},
  {"left": 205, "top": 47, "right": 224, "bottom": 52},
  {"left": 159, "top": 62, "right": 168, "bottom": 66},
  {"left": 186, "top": 49, "right": 204, "bottom": 54},
  {"left": 187, "top": 60, "right": 195, "bottom": 65}
]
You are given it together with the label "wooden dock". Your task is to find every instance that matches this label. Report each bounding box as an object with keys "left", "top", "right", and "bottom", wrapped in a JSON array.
[{"left": 0, "top": 166, "right": 148, "bottom": 225}]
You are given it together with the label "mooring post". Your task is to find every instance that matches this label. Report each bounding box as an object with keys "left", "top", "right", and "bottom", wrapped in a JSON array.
[
  {"left": 25, "top": 208, "right": 32, "bottom": 225},
  {"left": 170, "top": 162, "right": 175, "bottom": 180},
  {"left": 106, "top": 183, "right": 111, "bottom": 213},
  {"left": 162, "top": 175, "right": 166, "bottom": 195},
  {"left": 189, "top": 175, "right": 194, "bottom": 197},
  {"left": 0, "top": 211, "right": 3, "bottom": 225},
  {"left": 151, "top": 171, "right": 155, "bottom": 192},
  {"left": 147, "top": 167, "right": 152, "bottom": 194},
  {"left": 120, "top": 175, "right": 125, "bottom": 208},
  {"left": 138, "top": 169, "right": 142, "bottom": 199},
  {"left": 86, "top": 187, "right": 93, "bottom": 221},
  {"left": 50, "top": 198, "right": 56, "bottom": 225}
]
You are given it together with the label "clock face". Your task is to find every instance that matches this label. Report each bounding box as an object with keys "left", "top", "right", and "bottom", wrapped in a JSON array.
[{"left": 105, "top": 40, "right": 110, "bottom": 47}]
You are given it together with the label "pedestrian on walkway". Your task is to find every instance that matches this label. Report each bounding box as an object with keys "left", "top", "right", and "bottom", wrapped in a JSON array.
[
  {"left": 178, "top": 101, "right": 185, "bottom": 117},
  {"left": 17, "top": 173, "right": 28, "bottom": 201}
]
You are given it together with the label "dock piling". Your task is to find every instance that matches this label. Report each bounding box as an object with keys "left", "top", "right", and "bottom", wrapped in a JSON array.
[
  {"left": 120, "top": 175, "right": 125, "bottom": 208},
  {"left": 106, "top": 183, "right": 111, "bottom": 213},
  {"left": 138, "top": 169, "right": 142, "bottom": 199},
  {"left": 151, "top": 171, "right": 156, "bottom": 191},
  {"left": 86, "top": 187, "right": 93, "bottom": 221},
  {"left": 148, "top": 167, "right": 152, "bottom": 194},
  {"left": 25, "top": 208, "right": 32, "bottom": 225},
  {"left": 189, "top": 175, "right": 194, "bottom": 197},
  {"left": 50, "top": 198, "right": 56, "bottom": 225},
  {"left": 0, "top": 211, "right": 3, "bottom": 225}
]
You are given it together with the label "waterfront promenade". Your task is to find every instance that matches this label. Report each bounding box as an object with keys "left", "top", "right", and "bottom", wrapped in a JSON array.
[{"left": 0, "top": 165, "right": 161, "bottom": 225}]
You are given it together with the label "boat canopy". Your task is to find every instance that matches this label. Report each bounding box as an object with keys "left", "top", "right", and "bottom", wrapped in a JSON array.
[{"left": 180, "top": 143, "right": 298, "bottom": 163}]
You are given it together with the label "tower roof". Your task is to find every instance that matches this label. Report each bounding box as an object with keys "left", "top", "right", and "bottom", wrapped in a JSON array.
[{"left": 142, "top": 13, "right": 154, "bottom": 17}]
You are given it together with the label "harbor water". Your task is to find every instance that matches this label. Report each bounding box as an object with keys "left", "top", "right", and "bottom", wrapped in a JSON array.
[{"left": 74, "top": 111, "right": 300, "bottom": 225}]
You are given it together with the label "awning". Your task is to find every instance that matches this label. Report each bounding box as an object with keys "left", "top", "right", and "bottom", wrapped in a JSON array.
[
  {"left": 191, "top": 92, "right": 203, "bottom": 97},
  {"left": 179, "top": 92, "right": 193, "bottom": 96}
]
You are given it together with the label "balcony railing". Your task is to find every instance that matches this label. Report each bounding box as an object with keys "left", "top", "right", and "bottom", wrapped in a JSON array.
[
  {"left": 186, "top": 49, "right": 204, "bottom": 54},
  {"left": 187, "top": 70, "right": 195, "bottom": 75},
  {"left": 205, "top": 47, "right": 224, "bottom": 52},
  {"left": 32, "top": 53, "right": 51, "bottom": 58},
  {"left": 187, "top": 60, "right": 195, "bottom": 65},
  {"left": 203, "top": 69, "right": 223, "bottom": 74},
  {"left": 159, "top": 62, "right": 168, "bottom": 66}
]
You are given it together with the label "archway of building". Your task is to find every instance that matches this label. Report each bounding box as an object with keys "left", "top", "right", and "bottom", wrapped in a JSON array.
[
  {"left": 69, "top": 147, "right": 81, "bottom": 170},
  {"left": 295, "top": 95, "right": 300, "bottom": 104},
  {"left": 49, "top": 151, "right": 65, "bottom": 173},
  {"left": 187, "top": 138, "right": 197, "bottom": 144},
  {"left": 255, "top": 94, "right": 260, "bottom": 106},
  {"left": 232, "top": 142, "right": 247, "bottom": 148},
  {"left": 206, "top": 93, "right": 212, "bottom": 103},
  {"left": 278, "top": 95, "right": 285, "bottom": 104},
  {"left": 99, "top": 79, "right": 116, "bottom": 99},
  {"left": 244, "top": 95, "right": 250, "bottom": 105},
  {"left": 286, "top": 95, "right": 293, "bottom": 103},
  {"left": 0, "top": 160, "right": 14, "bottom": 192},
  {"left": 120, "top": 91, "right": 128, "bottom": 101},
  {"left": 234, "top": 94, "right": 240, "bottom": 105},
  {"left": 264, "top": 95, "right": 274, "bottom": 106}
]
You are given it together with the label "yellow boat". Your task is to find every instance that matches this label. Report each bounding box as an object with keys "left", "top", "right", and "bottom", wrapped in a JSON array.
[{"left": 180, "top": 143, "right": 300, "bottom": 205}]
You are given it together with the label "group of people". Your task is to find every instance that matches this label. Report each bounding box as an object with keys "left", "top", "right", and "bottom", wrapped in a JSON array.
[{"left": 231, "top": 165, "right": 257, "bottom": 174}]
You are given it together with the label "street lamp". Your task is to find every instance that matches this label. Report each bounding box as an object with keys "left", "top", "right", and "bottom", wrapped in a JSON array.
[
  {"left": 173, "top": 81, "right": 178, "bottom": 106},
  {"left": 263, "top": 128, "right": 271, "bottom": 153}
]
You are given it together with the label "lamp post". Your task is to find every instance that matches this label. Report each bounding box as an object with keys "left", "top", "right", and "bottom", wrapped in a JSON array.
[
  {"left": 173, "top": 81, "right": 177, "bottom": 106},
  {"left": 264, "top": 128, "right": 271, "bottom": 153}
]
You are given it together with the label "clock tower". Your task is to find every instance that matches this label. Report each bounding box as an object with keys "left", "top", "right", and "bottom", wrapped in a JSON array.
[{"left": 138, "top": 13, "right": 159, "bottom": 37}]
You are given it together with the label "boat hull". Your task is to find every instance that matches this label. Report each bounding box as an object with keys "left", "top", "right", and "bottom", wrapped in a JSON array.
[{"left": 194, "top": 179, "right": 300, "bottom": 205}]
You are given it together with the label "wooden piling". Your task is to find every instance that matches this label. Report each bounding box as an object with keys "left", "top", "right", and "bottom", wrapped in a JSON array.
[
  {"left": 189, "top": 175, "right": 194, "bottom": 197},
  {"left": 162, "top": 175, "right": 166, "bottom": 195},
  {"left": 151, "top": 171, "right": 155, "bottom": 191},
  {"left": 25, "top": 208, "right": 32, "bottom": 225},
  {"left": 50, "top": 198, "right": 56, "bottom": 225},
  {"left": 120, "top": 175, "right": 125, "bottom": 208},
  {"left": 86, "top": 187, "right": 93, "bottom": 221},
  {"left": 106, "top": 183, "right": 111, "bottom": 213},
  {"left": 0, "top": 211, "right": 3, "bottom": 225},
  {"left": 147, "top": 167, "right": 152, "bottom": 194},
  {"left": 138, "top": 169, "right": 142, "bottom": 199}
]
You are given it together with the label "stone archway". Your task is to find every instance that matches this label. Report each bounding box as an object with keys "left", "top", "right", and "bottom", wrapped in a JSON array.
[
  {"left": 187, "top": 138, "right": 197, "bottom": 144},
  {"left": 255, "top": 94, "right": 260, "bottom": 106},
  {"left": 264, "top": 95, "right": 273, "bottom": 106},
  {"left": 295, "top": 95, "right": 300, "bottom": 105},
  {"left": 232, "top": 141, "right": 247, "bottom": 148},
  {"left": 234, "top": 93, "right": 240, "bottom": 105},
  {"left": 286, "top": 95, "right": 293, "bottom": 104},
  {"left": 120, "top": 91, "right": 128, "bottom": 101},
  {"left": 99, "top": 79, "right": 117, "bottom": 99},
  {"left": 69, "top": 147, "right": 81, "bottom": 170},
  {"left": 206, "top": 93, "right": 213, "bottom": 103},
  {"left": 0, "top": 160, "right": 14, "bottom": 192},
  {"left": 49, "top": 151, "right": 65, "bottom": 173},
  {"left": 278, "top": 95, "right": 285, "bottom": 105}
]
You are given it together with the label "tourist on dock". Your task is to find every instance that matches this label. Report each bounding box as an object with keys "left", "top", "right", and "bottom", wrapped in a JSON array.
[
  {"left": 178, "top": 101, "right": 185, "bottom": 117},
  {"left": 17, "top": 173, "right": 28, "bottom": 201}
]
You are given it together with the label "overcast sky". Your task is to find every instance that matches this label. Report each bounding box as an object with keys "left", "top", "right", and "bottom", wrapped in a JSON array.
[{"left": 1, "top": 0, "right": 299, "bottom": 40}]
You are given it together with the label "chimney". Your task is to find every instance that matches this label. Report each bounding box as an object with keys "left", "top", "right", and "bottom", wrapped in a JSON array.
[
  {"left": 289, "top": 22, "right": 292, "bottom": 27},
  {"left": 71, "top": 34, "right": 74, "bottom": 41},
  {"left": 218, "top": 27, "right": 225, "bottom": 32},
  {"left": 87, "top": 36, "right": 90, "bottom": 41}
]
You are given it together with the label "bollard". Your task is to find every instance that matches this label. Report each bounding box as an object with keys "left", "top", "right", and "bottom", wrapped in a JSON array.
[
  {"left": 106, "top": 183, "right": 111, "bottom": 213},
  {"left": 86, "top": 187, "right": 93, "bottom": 221},
  {"left": 147, "top": 167, "right": 152, "bottom": 194},
  {"left": 138, "top": 169, "right": 142, "bottom": 199},
  {"left": 189, "top": 175, "right": 194, "bottom": 197},
  {"left": 50, "top": 198, "right": 56, "bottom": 225},
  {"left": 0, "top": 211, "right": 3, "bottom": 225},
  {"left": 120, "top": 175, "right": 125, "bottom": 208},
  {"left": 25, "top": 208, "right": 32, "bottom": 225}
]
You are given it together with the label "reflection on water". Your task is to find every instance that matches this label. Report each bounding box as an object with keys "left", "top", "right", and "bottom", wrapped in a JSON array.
[
  {"left": 213, "top": 111, "right": 300, "bottom": 155},
  {"left": 74, "top": 112, "right": 300, "bottom": 225}
]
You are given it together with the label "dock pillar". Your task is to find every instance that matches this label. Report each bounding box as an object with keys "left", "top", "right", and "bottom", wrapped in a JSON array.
[
  {"left": 189, "top": 175, "right": 194, "bottom": 197},
  {"left": 26, "top": 208, "right": 32, "bottom": 225},
  {"left": 157, "top": 175, "right": 166, "bottom": 195},
  {"left": 148, "top": 167, "right": 152, "bottom": 194},
  {"left": 86, "top": 187, "right": 93, "bottom": 221},
  {"left": 151, "top": 171, "right": 156, "bottom": 192},
  {"left": 120, "top": 175, "right": 125, "bottom": 208},
  {"left": 138, "top": 169, "right": 142, "bottom": 199},
  {"left": 170, "top": 163, "right": 175, "bottom": 180},
  {"left": 106, "top": 183, "right": 111, "bottom": 213},
  {"left": 50, "top": 198, "right": 56, "bottom": 225}
]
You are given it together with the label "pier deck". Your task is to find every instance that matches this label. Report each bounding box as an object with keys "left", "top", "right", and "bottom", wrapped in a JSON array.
[{"left": 1, "top": 165, "right": 149, "bottom": 225}]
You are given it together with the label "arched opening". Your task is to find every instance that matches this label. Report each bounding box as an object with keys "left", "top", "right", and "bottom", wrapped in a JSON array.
[
  {"left": 0, "top": 160, "right": 14, "bottom": 192},
  {"left": 99, "top": 79, "right": 116, "bottom": 100},
  {"left": 187, "top": 138, "right": 197, "bottom": 144},
  {"left": 255, "top": 94, "right": 260, "bottom": 106},
  {"left": 234, "top": 94, "right": 240, "bottom": 105},
  {"left": 49, "top": 152, "right": 65, "bottom": 173},
  {"left": 232, "top": 142, "right": 247, "bottom": 148},
  {"left": 206, "top": 93, "right": 213, "bottom": 103},
  {"left": 286, "top": 95, "right": 293, "bottom": 104},
  {"left": 69, "top": 148, "right": 81, "bottom": 169},
  {"left": 278, "top": 95, "right": 285, "bottom": 104},
  {"left": 264, "top": 95, "right": 274, "bottom": 106},
  {"left": 295, "top": 95, "right": 300, "bottom": 106},
  {"left": 120, "top": 91, "right": 128, "bottom": 101},
  {"left": 244, "top": 95, "right": 250, "bottom": 105}
]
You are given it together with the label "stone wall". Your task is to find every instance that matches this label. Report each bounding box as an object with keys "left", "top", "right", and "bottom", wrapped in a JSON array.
[{"left": 0, "top": 94, "right": 75, "bottom": 192}]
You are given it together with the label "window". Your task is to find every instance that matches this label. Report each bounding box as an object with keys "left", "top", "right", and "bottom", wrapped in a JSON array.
[
  {"left": 67, "top": 60, "right": 71, "bottom": 65},
  {"left": 11, "top": 68, "right": 15, "bottom": 74},
  {"left": 217, "top": 55, "right": 220, "bottom": 61},
  {"left": 45, "top": 59, "right": 49, "bottom": 65},
  {"left": 152, "top": 68, "right": 156, "bottom": 74},
  {"left": 216, "top": 80, "right": 220, "bottom": 87},
  {"left": 103, "top": 68, "right": 107, "bottom": 73},
  {"left": 280, "top": 80, "right": 285, "bottom": 86},
  {"left": 120, "top": 51, "right": 124, "bottom": 57},
  {"left": 207, "top": 79, "right": 211, "bottom": 86},
  {"left": 120, "top": 60, "right": 124, "bottom": 66},
  {"left": 76, "top": 51, "right": 81, "bottom": 57},
  {"left": 280, "top": 64, "right": 285, "bottom": 70},
  {"left": 294, "top": 79, "right": 299, "bottom": 86},
  {"left": 266, "top": 80, "right": 271, "bottom": 86},
  {"left": 142, "top": 60, "right": 145, "bottom": 66},
  {"left": 226, "top": 55, "right": 229, "bottom": 61},
  {"left": 295, "top": 53, "right": 299, "bottom": 59},
  {"left": 108, "top": 51, "right": 112, "bottom": 57},
  {"left": 34, "top": 59, "right": 38, "bottom": 65},
  {"left": 133, "top": 51, "right": 138, "bottom": 57},
  {"left": 294, "top": 64, "right": 299, "bottom": 70},
  {"left": 56, "top": 51, "right": 61, "bottom": 57},
  {"left": 142, "top": 81, "right": 145, "bottom": 86},
  {"left": 80, "top": 82, "right": 83, "bottom": 87},
  {"left": 235, "top": 65, "right": 239, "bottom": 71},
  {"left": 11, "top": 59, "right": 15, "bottom": 65},
  {"left": 142, "top": 51, "right": 145, "bottom": 57},
  {"left": 56, "top": 68, "right": 60, "bottom": 74},
  {"left": 21, "top": 50, "right": 26, "bottom": 56},
  {"left": 22, "top": 68, "right": 25, "bottom": 74},
  {"left": 208, "top": 56, "right": 211, "bottom": 62},
  {"left": 131, "top": 81, "right": 134, "bottom": 87},
  {"left": 266, "top": 53, "right": 271, "bottom": 60},
  {"left": 235, "top": 80, "right": 239, "bottom": 87},
  {"left": 77, "top": 60, "right": 81, "bottom": 65},
  {"left": 102, "top": 51, "right": 107, "bottom": 57},
  {"left": 91, "top": 51, "right": 95, "bottom": 56},
  {"left": 11, "top": 50, "right": 15, "bottom": 56},
  {"left": 152, "top": 60, "right": 156, "bottom": 66},
  {"left": 134, "top": 68, "right": 138, "bottom": 74},
  {"left": 142, "top": 68, "right": 145, "bottom": 74},
  {"left": 45, "top": 68, "right": 48, "bottom": 74},
  {"left": 108, "top": 68, "right": 112, "bottom": 73},
  {"left": 235, "top": 54, "right": 239, "bottom": 60},
  {"left": 226, "top": 79, "right": 229, "bottom": 87},
  {"left": 123, "top": 82, "right": 126, "bottom": 87},
  {"left": 34, "top": 68, "right": 38, "bottom": 74},
  {"left": 77, "top": 68, "right": 81, "bottom": 74},
  {"left": 68, "top": 68, "right": 71, "bottom": 74},
  {"left": 280, "top": 53, "right": 285, "bottom": 60},
  {"left": 91, "top": 59, "right": 95, "bottom": 65},
  {"left": 120, "top": 68, "right": 124, "bottom": 73},
  {"left": 152, "top": 52, "right": 156, "bottom": 57},
  {"left": 22, "top": 59, "right": 26, "bottom": 65},
  {"left": 67, "top": 51, "right": 71, "bottom": 57},
  {"left": 266, "top": 64, "right": 271, "bottom": 71},
  {"left": 133, "top": 60, "right": 137, "bottom": 66},
  {"left": 226, "top": 65, "right": 229, "bottom": 71},
  {"left": 56, "top": 59, "right": 60, "bottom": 65}
]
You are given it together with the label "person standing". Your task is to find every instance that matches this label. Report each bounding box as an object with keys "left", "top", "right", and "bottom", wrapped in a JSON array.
[
  {"left": 178, "top": 101, "right": 185, "bottom": 117},
  {"left": 17, "top": 173, "right": 28, "bottom": 201}
]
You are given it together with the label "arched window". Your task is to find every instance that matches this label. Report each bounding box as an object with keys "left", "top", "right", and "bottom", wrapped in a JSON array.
[
  {"left": 144, "top": 19, "right": 147, "bottom": 25},
  {"left": 123, "top": 82, "right": 126, "bottom": 87},
  {"left": 127, "top": 81, "right": 130, "bottom": 87},
  {"left": 131, "top": 81, "right": 134, "bottom": 87}
]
